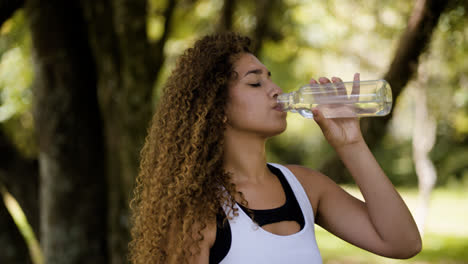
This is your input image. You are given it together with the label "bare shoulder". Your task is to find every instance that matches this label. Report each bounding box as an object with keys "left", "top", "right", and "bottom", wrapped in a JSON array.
[
  {"left": 282, "top": 164, "right": 335, "bottom": 215},
  {"left": 283, "top": 164, "right": 333, "bottom": 189},
  {"left": 283, "top": 164, "right": 320, "bottom": 177}
]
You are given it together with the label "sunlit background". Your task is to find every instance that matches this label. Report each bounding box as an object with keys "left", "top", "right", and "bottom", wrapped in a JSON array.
[{"left": 1, "top": 0, "right": 467, "bottom": 263}]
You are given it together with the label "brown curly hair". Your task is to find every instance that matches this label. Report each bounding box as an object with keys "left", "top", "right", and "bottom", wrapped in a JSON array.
[{"left": 129, "top": 32, "right": 252, "bottom": 263}]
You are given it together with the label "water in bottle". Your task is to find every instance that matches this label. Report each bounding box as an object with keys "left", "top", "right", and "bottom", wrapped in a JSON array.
[{"left": 277, "top": 79, "right": 392, "bottom": 118}]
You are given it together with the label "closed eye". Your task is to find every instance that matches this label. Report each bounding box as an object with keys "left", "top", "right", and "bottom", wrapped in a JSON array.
[{"left": 249, "top": 83, "right": 261, "bottom": 87}]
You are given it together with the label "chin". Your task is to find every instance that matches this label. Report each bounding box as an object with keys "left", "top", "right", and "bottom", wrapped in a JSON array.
[{"left": 265, "top": 121, "right": 287, "bottom": 137}]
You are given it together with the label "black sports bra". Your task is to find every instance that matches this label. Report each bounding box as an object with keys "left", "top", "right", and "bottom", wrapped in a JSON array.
[{"left": 209, "top": 164, "right": 305, "bottom": 263}]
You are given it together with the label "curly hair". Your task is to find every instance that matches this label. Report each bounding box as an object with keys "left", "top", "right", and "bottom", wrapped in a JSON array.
[{"left": 128, "top": 32, "right": 252, "bottom": 263}]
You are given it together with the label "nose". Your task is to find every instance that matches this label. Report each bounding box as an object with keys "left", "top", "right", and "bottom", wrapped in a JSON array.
[{"left": 270, "top": 83, "right": 283, "bottom": 98}]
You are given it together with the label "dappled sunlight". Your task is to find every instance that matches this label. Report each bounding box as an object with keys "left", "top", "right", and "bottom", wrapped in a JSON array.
[
  {"left": 1, "top": 0, "right": 467, "bottom": 262},
  {"left": 0, "top": 46, "right": 32, "bottom": 122}
]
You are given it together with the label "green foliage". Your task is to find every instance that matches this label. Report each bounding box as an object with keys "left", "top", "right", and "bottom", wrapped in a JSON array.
[
  {"left": 380, "top": 3, "right": 468, "bottom": 186},
  {"left": 263, "top": 0, "right": 468, "bottom": 187},
  {"left": 0, "top": 10, "right": 36, "bottom": 157},
  {"left": 1, "top": 0, "right": 468, "bottom": 185}
]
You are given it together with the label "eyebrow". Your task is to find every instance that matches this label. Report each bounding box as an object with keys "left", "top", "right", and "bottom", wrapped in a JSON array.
[{"left": 243, "top": 69, "right": 271, "bottom": 77}]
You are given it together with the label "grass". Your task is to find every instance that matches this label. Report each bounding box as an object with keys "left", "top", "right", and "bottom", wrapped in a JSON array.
[
  {"left": 2, "top": 184, "right": 467, "bottom": 264},
  {"left": 316, "top": 186, "right": 468, "bottom": 264}
]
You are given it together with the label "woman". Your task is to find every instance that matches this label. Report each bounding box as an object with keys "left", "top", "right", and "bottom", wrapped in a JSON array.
[{"left": 129, "top": 32, "right": 422, "bottom": 264}]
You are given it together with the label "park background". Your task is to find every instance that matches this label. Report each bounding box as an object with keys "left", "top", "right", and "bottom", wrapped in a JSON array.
[{"left": 0, "top": 0, "right": 467, "bottom": 263}]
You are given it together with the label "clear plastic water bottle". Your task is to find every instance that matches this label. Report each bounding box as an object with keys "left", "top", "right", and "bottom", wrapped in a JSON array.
[{"left": 277, "top": 79, "right": 392, "bottom": 118}]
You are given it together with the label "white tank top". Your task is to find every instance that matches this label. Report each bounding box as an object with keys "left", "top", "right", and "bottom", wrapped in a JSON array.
[{"left": 220, "top": 163, "right": 322, "bottom": 264}]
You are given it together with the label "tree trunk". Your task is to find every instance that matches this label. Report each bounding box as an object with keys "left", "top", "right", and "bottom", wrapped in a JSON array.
[
  {"left": 321, "top": 0, "right": 450, "bottom": 182},
  {"left": 80, "top": 0, "right": 173, "bottom": 262},
  {"left": 411, "top": 68, "right": 437, "bottom": 236},
  {"left": 217, "top": 0, "right": 236, "bottom": 32},
  {"left": 25, "top": 0, "right": 108, "bottom": 263},
  {"left": 361, "top": 0, "right": 449, "bottom": 147},
  {"left": 251, "top": 0, "right": 278, "bottom": 55},
  {"left": 151, "top": 0, "right": 176, "bottom": 79}
]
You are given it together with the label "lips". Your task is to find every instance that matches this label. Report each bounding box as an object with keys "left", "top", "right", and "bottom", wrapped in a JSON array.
[{"left": 273, "top": 103, "right": 284, "bottom": 112}]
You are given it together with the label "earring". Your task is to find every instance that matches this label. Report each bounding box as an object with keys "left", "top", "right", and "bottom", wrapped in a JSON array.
[{"left": 222, "top": 116, "right": 228, "bottom": 124}]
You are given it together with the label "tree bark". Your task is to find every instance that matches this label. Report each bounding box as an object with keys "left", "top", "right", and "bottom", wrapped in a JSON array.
[
  {"left": 216, "top": 0, "right": 235, "bottom": 32},
  {"left": 251, "top": 0, "right": 277, "bottom": 55},
  {"left": 151, "top": 0, "right": 176, "bottom": 78},
  {"left": 81, "top": 0, "right": 173, "bottom": 262},
  {"left": 25, "top": 0, "right": 108, "bottom": 263},
  {"left": 321, "top": 0, "right": 450, "bottom": 182},
  {"left": 411, "top": 69, "right": 437, "bottom": 236}
]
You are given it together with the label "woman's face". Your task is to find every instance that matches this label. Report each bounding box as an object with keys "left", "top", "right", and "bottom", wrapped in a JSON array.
[{"left": 225, "top": 53, "right": 287, "bottom": 137}]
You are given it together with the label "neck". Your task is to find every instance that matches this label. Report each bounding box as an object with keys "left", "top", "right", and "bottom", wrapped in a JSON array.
[{"left": 223, "top": 129, "right": 270, "bottom": 184}]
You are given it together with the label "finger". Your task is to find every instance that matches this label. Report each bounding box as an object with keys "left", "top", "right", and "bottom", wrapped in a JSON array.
[
  {"left": 309, "top": 78, "right": 318, "bottom": 85},
  {"left": 332, "top": 77, "right": 347, "bottom": 99},
  {"left": 312, "top": 107, "right": 325, "bottom": 126},
  {"left": 351, "top": 73, "right": 360, "bottom": 102},
  {"left": 309, "top": 78, "right": 322, "bottom": 101},
  {"left": 312, "top": 107, "right": 330, "bottom": 134},
  {"left": 319, "top": 77, "right": 336, "bottom": 101}
]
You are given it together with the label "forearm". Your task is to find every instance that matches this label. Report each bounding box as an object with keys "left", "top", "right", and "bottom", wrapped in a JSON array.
[{"left": 335, "top": 140, "right": 421, "bottom": 249}]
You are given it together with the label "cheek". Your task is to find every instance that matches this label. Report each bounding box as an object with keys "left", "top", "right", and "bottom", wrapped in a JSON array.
[{"left": 226, "top": 97, "right": 258, "bottom": 124}]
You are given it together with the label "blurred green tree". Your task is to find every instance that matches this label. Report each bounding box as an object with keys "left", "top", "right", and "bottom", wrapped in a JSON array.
[
  {"left": 0, "top": 0, "right": 290, "bottom": 263},
  {"left": 0, "top": 0, "right": 467, "bottom": 263},
  {"left": 318, "top": 0, "right": 451, "bottom": 182}
]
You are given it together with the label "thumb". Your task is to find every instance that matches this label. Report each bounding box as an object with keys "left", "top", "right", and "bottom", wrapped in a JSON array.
[
  {"left": 312, "top": 108, "right": 329, "bottom": 130},
  {"left": 312, "top": 108, "right": 324, "bottom": 125},
  {"left": 312, "top": 108, "right": 331, "bottom": 136}
]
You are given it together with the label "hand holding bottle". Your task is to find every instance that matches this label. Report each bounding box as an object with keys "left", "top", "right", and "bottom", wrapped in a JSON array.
[
  {"left": 311, "top": 74, "right": 365, "bottom": 149},
  {"left": 277, "top": 74, "right": 392, "bottom": 119}
]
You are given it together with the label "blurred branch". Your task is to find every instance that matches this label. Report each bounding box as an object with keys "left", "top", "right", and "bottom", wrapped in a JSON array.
[
  {"left": 0, "top": 127, "right": 39, "bottom": 234},
  {"left": 411, "top": 74, "right": 437, "bottom": 235},
  {"left": 151, "top": 0, "right": 177, "bottom": 79},
  {"left": 0, "top": 194, "right": 31, "bottom": 263},
  {"left": 112, "top": 0, "right": 154, "bottom": 83},
  {"left": 216, "top": 0, "right": 235, "bottom": 32},
  {"left": 360, "top": 0, "right": 450, "bottom": 147},
  {"left": 0, "top": 126, "right": 38, "bottom": 262},
  {"left": 383, "top": 0, "right": 449, "bottom": 100},
  {"left": 321, "top": 0, "right": 451, "bottom": 182},
  {"left": 251, "top": 0, "right": 275, "bottom": 55},
  {"left": 0, "top": 0, "right": 24, "bottom": 28}
]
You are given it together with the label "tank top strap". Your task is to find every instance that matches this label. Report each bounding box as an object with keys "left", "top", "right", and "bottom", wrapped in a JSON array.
[{"left": 266, "top": 163, "right": 315, "bottom": 223}]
